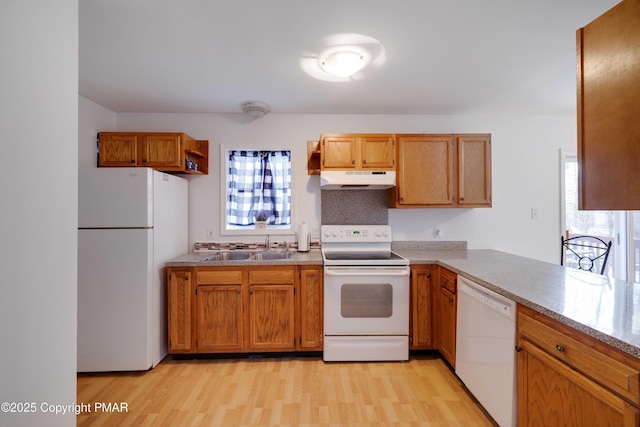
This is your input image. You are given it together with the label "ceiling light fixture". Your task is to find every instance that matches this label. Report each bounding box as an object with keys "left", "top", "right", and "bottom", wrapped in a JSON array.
[
  {"left": 240, "top": 101, "right": 271, "bottom": 117},
  {"left": 319, "top": 50, "right": 366, "bottom": 78},
  {"left": 301, "top": 34, "right": 386, "bottom": 82}
]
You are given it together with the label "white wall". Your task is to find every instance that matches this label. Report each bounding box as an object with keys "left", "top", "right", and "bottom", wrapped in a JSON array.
[
  {"left": 1, "top": 2, "right": 78, "bottom": 426},
  {"left": 79, "top": 98, "right": 577, "bottom": 264},
  {"left": 78, "top": 96, "right": 117, "bottom": 168}
]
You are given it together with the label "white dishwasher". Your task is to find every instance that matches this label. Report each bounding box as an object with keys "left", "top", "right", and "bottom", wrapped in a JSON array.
[{"left": 455, "top": 275, "right": 517, "bottom": 427}]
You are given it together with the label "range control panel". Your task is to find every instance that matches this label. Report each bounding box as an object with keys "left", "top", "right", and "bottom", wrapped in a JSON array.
[{"left": 321, "top": 225, "right": 392, "bottom": 243}]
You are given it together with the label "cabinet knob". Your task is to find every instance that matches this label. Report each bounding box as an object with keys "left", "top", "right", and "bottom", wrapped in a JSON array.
[
  {"left": 448, "top": 297, "right": 453, "bottom": 303},
  {"left": 183, "top": 276, "right": 189, "bottom": 280},
  {"left": 363, "top": 159, "right": 367, "bottom": 165},
  {"left": 556, "top": 344, "right": 565, "bottom": 353},
  {"left": 352, "top": 159, "right": 356, "bottom": 165},
  {"left": 515, "top": 345, "right": 522, "bottom": 352}
]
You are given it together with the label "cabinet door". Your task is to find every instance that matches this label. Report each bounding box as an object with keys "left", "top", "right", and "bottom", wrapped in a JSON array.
[
  {"left": 360, "top": 135, "right": 395, "bottom": 169},
  {"left": 518, "top": 340, "right": 640, "bottom": 426},
  {"left": 410, "top": 266, "right": 433, "bottom": 349},
  {"left": 396, "top": 135, "right": 454, "bottom": 206},
  {"left": 438, "top": 287, "right": 456, "bottom": 367},
  {"left": 196, "top": 285, "right": 243, "bottom": 352},
  {"left": 99, "top": 134, "right": 137, "bottom": 166},
  {"left": 299, "top": 268, "right": 323, "bottom": 350},
  {"left": 140, "top": 134, "right": 182, "bottom": 169},
  {"left": 577, "top": 1, "right": 640, "bottom": 210},
  {"left": 249, "top": 284, "right": 295, "bottom": 350},
  {"left": 168, "top": 270, "right": 193, "bottom": 353},
  {"left": 322, "top": 135, "right": 358, "bottom": 169},
  {"left": 457, "top": 135, "right": 491, "bottom": 206}
]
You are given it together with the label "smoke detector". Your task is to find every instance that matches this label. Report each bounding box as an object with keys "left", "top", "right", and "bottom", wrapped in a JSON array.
[{"left": 241, "top": 101, "right": 271, "bottom": 117}]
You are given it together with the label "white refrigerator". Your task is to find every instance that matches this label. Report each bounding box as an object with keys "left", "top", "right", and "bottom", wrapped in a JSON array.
[{"left": 78, "top": 168, "right": 188, "bottom": 372}]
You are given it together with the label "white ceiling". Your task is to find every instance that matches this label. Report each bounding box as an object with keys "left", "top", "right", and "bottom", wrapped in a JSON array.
[{"left": 79, "top": 0, "right": 618, "bottom": 115}]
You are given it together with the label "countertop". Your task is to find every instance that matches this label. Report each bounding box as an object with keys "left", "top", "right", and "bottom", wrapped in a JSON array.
[
  {"left": 166, "top": 247, "right": 640, "bottom": 358},
  {"left": 396, "top": 249, "right": 640, "bottom": 359}
]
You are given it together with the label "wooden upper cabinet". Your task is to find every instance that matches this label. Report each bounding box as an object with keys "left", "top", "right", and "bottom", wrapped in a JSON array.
[
  {"left": 577, "top": 0, "right": 640, "bottom": 210},
  {"left": 360, "top": 135, "right": 395, "bottom": 168},
  {"left": 98, "top": 132, "right": 208, "bottom": 174},
  {"left": 390, "top": 133, "right": 491, "bottom": 208},
  {"left": 322, "top": 134, "right": 358, "bottom": 169},
  {"left": 139, "top": 134, "right": 183, "bottom": 169},
  {"left": 392, "top": 134, "right": 455, "bottom": 206},
  {"left": 99, "top": 134, "right": 138, "bottom": 166},
  {"left": 457, "top": 134, "right": 491, "bottom": 206},
  {"left": 320, "top": 133, "right": 395, "bottom": 170}
]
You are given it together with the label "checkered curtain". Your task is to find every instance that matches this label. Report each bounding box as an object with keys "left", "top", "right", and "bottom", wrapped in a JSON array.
[{"left": 226, "top": 150, "right": 291, "bottom": 226}]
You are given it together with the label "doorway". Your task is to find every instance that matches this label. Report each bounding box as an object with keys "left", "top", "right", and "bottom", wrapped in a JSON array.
[{"left": 561, "top": 152, "right": 640, "bottom": 282}]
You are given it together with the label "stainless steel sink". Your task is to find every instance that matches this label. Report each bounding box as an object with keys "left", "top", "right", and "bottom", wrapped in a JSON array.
[
  {"left": 201, "top": 251, "right": 253, "bottom": 261},
  {"left": 200, "top": 250, "right": 294, "bottom": 261},
  {"left": 251, "top": 251, "right": 294, "bottom": 260}
]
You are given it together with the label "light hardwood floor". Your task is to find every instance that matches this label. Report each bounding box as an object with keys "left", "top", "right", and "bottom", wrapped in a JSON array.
[{"left": 77, "top": 355, "right": 494, "bottom": 426}]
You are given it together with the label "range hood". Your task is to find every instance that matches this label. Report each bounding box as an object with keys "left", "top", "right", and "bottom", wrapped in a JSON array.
[{"left": 320, "top": 170, "right": 396, "bottom": 190}]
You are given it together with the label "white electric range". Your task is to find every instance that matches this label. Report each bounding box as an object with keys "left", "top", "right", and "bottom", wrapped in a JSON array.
[{"left": 321, "top": 225, "right": 410, "bottom": 362}]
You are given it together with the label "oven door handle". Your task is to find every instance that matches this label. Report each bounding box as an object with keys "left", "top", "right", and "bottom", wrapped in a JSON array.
[{"left": 324, "top": 267, "right": 410, "bottom": 277}]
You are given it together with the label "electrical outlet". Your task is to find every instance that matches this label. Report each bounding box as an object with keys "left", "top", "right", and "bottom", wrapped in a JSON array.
[
  {"left": 206, "top": 227, "right": 215, "bottom": 239},
  {"left": 434, "top": 227, "right": 443, "bottom": 238},
  {"left": 312, "top": 226, "right": 320, "bottom": 240}
]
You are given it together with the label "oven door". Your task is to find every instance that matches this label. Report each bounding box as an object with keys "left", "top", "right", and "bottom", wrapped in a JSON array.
[{"left": 323, "top": 266, "right": 410, "bottom": 335}]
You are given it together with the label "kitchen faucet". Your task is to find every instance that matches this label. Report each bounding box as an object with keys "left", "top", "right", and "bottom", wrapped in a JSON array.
[{"left": 265, "top": 234, "right": 270, "bottom": 251}]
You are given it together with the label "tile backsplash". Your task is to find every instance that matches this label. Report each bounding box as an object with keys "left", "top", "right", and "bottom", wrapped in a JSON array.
[
  {"left": 321, "top": 189, "right": 389, "bottom": 225},
  {"left": 194, "top": 241, "right": 321, "bottom": 252}
]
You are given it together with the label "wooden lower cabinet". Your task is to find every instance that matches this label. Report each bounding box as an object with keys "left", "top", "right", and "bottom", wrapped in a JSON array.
[
  {"left": 410, "top": 266, "right": 433, "bottom": 349},
  {"left": 438, "top": 287, "right": 456, "bottom": 366},
  {"left": 196, "top": 285, "right": 243, "bottom": 352},
  {"left": 167, "top": 269, "right": 193, "bottom": 353},
  {"left": 299, "top": 267, "right": 323, "bottom": 350},
  {"left": 167, "top": 265, "right": 323, "bottom": 354},
  {"left": 436, "top": 267, "right": 457, "bottom": 367},
  {"left": 248, "top": 269, "right": 296, "bottom": 350},
  {"left": 518, "top": 305, "right": 640, "bottom": 426}
]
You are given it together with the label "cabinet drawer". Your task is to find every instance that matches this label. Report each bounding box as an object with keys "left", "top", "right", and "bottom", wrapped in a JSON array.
[
  {"left": 249, "top": 270, "right": 295, "bottom": 284},
  {"left": 518, "top": 310, "right": 640, "bottom": 404},
  {"left": 197, "top": 270, "right": 243, "bottom": 285},
  {"left": 440, "top": 268, "right": 456, "bottom": 293}
]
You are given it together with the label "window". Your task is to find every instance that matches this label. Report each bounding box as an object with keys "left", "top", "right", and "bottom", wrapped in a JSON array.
[
  {"left": 561, "top": 152, "right": 639, "bottom": 282},
  {"left": 222, "top": 148, "right": 292, "bottom": 234}
]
